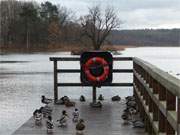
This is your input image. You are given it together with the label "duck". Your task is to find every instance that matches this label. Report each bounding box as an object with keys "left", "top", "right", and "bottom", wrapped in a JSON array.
[
  {"left": 56, "top": 96, "right": 70, "bottom": 105},
  {"left": 121, "top": 112, "right": 131, "bottom": 125},
  {"left": 79, "top": 95, "right": 86, "bottom": 102},
  {"left": 41, "top": 95, "right": 52, "bottom": 105},
  {"left": 128, "top": 107, "right": 137, "bottom": 115},
  {"left": 131, "top": 120, "right": 145, "bottom": 128},
  {"left": 121, "top": 113, "right": 129, "bottom": 120},
  {"left": 76, "top": 119, "right": 85, "bottom": 132},
  {"left": 98, "top": 94, "right": 104, "bottom": 101},
  {"left": 111, "top": 95, "right": 121, "bottom": 101},
  {"left": 126, "top": 100, "right": 136, "bottom": 107},
  {"left": 125, "top": 96, "right": 135, "bottom": 101},
  {"left": 64, "top": 100, "right": 75, "bottom": 107}
]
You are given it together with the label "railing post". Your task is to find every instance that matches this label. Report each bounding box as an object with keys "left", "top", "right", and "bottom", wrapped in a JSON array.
[
  {"left": 166, "top": 90, "right": 176, "bottom": 134},
  {"left": 178, "top": 98, "right": 180, "bottom": 134},
  {"left": 159, "top": 84, "right": 166, "bottom": 100},
  {"left": 159, "top": 110, "right": 166, "bottom": 133},
  {"left": 53, "top": 60, "right": 58, "bottom": 103},
  {"left": 158, "top": 83, "right": 166, "bottom": 133},
  {"left": 92, "top": 86, "right": 97, "bottom": 103}
]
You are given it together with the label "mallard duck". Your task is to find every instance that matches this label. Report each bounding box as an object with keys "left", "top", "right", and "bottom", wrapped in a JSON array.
[
  {"left": 111, "top": 95, "right": 121, "bottom": 101},
  {"left": 57, "top": 110, "right": 68, "bottom": 127},
  {"left": 46, "top": 116, "right": 53, "bottom": 133},
  {"left": 41, "top": 95, "right": 52, "bottom": 104},
  {"left": 121, "top": 113, "right": 129, "bottom": 120},
  {"left": 76, "top": 119, "right": 85, "bottom": 131},
  {"left": 126, "top": 100, "right": 136, "bottom": 107},
  {"left": 125, "top": 96, "right": 135, "bottom": 101},
  {"left": 79, "top": 95, "right": 86, "bottom": 102},
  {"left": 98, "top": 94, "right": 104, "bottom": 101},
  {"left": 65, "top": 100, "right": 75, "bottom": 107},
  {"left": 132, "top": 120, "right": 144, "bottom": 128}
]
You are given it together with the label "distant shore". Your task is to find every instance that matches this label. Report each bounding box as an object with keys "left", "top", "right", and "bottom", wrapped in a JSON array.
[{"left": 0, "top": 45, "right": 137, "bottom": 54}]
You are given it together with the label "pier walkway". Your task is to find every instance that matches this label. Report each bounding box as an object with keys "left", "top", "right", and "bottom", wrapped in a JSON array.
[
  {"left": 13, "top": 100, "right": 147, "bottom": 135},
  {"left": 13, "top": 56, "right": 180, "bottom": 134}
]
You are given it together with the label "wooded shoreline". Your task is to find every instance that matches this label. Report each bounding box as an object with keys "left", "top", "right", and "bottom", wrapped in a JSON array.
[{"left": 0, "top": 44, "right": 131, "bottom": 53}]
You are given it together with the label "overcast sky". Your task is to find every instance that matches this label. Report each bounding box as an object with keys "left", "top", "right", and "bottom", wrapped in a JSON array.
[{"left": 28, "top": 0, "right": 180, "bottom": 29}]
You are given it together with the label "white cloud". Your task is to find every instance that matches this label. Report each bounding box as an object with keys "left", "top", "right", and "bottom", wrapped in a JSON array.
[{"left": 23, "top": 0, "right": 180, "bottom": 29}]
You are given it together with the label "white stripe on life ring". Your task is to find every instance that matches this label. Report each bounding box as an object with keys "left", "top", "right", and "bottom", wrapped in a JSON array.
[{"left": 92, "top": 57, "right": 96, "bottom": 62}]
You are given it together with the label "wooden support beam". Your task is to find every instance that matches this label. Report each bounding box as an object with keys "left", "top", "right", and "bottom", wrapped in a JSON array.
[
  {"left": 166, "top": 120, "right": 175, "bottom": 135},
  {"left": 166, "top": 91, "right": 176, "bottom": 111},
  {"left": 159, "top": 83, "right": 166, "bottom": 101},
  {"left": 57, "top": 83, "right": 133, "bottom": 87},
  {"left": 92, "top": 86, "right": 97, "bottom": 103},
  {"left": 177, "top": 98, "right": 180, "bottom": 134},
  {"left": 50, "top": 57, "right": 133, "bottom": 61},
  {"left": 159, "top": 110, "right": 166, "bottom": 133},
  {"left": 53, "top": 60, "right": 58, "bottom": 103},
  {"left": 57, "top": 69, "right": 133, "bottom": 73},
  {"left": 149, "top": 97, "right": 153, "bottom": 112},
  {"left": 153, "top": 102, "right": 158, "bottom": 121},
  {"left": 153, "top": 79, "right": 159, "bottom": 94}
]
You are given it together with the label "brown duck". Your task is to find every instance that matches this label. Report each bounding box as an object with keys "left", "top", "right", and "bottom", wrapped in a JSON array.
[{"left": 76, "top": 119, "right": 85, "bottom": 131}]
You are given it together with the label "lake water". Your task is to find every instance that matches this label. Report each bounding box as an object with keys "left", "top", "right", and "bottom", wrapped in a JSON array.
[{"left": 0, "top": 47, "right": 180, "bottom": 135}]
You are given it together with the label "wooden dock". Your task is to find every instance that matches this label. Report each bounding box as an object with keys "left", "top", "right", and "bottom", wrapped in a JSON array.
[
  {"left": 13, "top": 56, "right": 180, "bottom": 135},
  {"left": 13, "top": 100, "right": 147, "bottom": 135}
]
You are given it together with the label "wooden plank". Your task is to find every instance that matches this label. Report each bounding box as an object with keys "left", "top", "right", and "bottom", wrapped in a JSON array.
[
  {"left": 50, "top": 57, "right": 133, "bottom": 61},
  {"left": 57, "top": 69, "right": 80, "bottom": 73},
  {"left": 57, "top": 83, "right": 133, "bottom": 87},
  {"left": 110, "top": 69, "right": 133, "bottom": 73},
  {"left": 57, "top": 69, "right": 133, "bottom": 73},
  {"left": 50, "top": 57, "right": 80, "bottom": 61},
  {"left": 113, "top": 57, "right": 133, "bottom": 61}
]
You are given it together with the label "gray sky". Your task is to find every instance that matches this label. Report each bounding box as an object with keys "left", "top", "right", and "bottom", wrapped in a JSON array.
[{"left": 28, "top": 0, "right": 180, "bottom": 29}]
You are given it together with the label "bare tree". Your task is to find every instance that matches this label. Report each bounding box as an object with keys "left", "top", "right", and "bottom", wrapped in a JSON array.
[{"left": 80, "top": 5, "right": 120, "bottom": 50}]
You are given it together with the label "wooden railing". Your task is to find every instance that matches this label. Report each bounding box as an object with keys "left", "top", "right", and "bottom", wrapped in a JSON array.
[
  {"left": 133, "top": 57, "right": 180, "bottom": 135},
  {"left": 50, "top": 57, "right": 133, "bottom": 103}
]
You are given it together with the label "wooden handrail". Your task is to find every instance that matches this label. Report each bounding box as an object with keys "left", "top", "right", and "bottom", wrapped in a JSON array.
[
  {"left": 133, "top": 57, "right": 180, "bottom": 135},
  {"left": 133, "top": 57, "right": 180, "bottom": 97},
  {"left": 57, "top": 69, "right": 133, "bottom": 73},
  {"left": 50, "top": 57, "right": 133, "bottom": 61},
  {"left": 57, "top": 83, "right": 133, "bottom": 87}
]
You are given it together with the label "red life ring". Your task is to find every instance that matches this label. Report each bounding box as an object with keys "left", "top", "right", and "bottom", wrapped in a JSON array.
[{"left": 84, "top": 57, "right": 109, "bottom": 82}]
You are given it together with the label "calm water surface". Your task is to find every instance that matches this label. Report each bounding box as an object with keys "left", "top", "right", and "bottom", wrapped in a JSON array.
[{"left": 0, "top": 47, "right": 180, "bottom": 135}]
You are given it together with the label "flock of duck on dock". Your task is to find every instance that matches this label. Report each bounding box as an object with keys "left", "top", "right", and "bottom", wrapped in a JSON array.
[{"left": 33, "top": 95, "right": 144, "bottom": 134}]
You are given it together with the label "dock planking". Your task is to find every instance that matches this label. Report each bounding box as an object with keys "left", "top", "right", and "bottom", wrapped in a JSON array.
[{"left": 13, "top": 100, "right": 147, "bottom": 135}]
